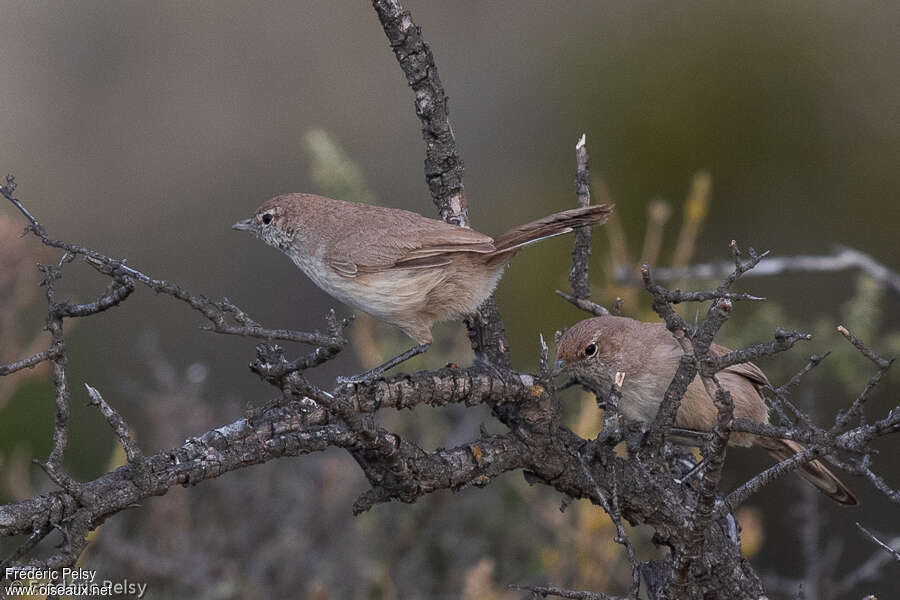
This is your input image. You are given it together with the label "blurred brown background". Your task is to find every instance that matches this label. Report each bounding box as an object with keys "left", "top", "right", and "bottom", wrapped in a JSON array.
[{"left": 1, "top": 1, "right": 898, "bottom": 598}]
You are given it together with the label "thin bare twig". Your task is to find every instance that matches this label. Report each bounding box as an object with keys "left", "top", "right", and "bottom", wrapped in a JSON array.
[
  {"left": 616, "top": 245, "right": 900, "bottom": 298},
  {"left": 833, "top": 325, "right": 895, "bottom": 432},
  {"left": 708, "top": 329, "right": 811, "bottom": 373},
  {"left": 40, "top": 266, "right": 77, "bottom": 493},
  {"left": 862, "top": 466, "right": 900, "bottom": 504},
  {"left": 555, "top": 289, "right": 610, "bottom": 316},
  {"left": 0, "top": 347, "right": 62, "bottom": 376},
  {"left": 557, "top": 134, "right": 613, "bottom": 317},
  {"left": 722, "top": 445, "right": 823, "bottom": 513},
  {"left": 570, "top": 134, "right": 593, "bottom": 300},
  {"left": 836, "top": 325, "right": 893, "bottom": 369},
  {"left": 834, "top": 532, "right": 900, "bottom": 596},
  {"left": 509, "top": 583, "right": 624, "bottom": 600},
  {"left": 856, "top": 523, "right": 900, "bottom": 562},
  {"left": 85, "top": 383, "right": 143, "bottom": 464},
  {"left": 1, "top": 178, "right": 344, "bottom": 351}
]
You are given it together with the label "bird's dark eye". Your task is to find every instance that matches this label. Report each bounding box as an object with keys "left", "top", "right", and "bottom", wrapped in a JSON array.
[
  {"left": 261, "top": 213, "right": 273, "bottom": 225},
  {"left": 584, "top": 343, "right": 597, "bottom": 357}
]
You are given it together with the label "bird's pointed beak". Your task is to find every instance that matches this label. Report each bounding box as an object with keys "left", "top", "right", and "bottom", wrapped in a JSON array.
[{"left": 232, "top": 218, "right": 255, "bottom": 232}]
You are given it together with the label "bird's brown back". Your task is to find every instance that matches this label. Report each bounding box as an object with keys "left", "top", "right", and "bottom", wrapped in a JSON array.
[{"left": 266, "top": 194, "right": 497, "bottom": 273}]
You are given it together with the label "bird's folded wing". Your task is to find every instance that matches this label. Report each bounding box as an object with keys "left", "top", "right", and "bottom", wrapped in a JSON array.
[
  {"left": 652, "top": 331, "right": 770, "bottom": 388},
  {"left": 326, "top": 216, "right": 495, "bottom": 277},
  {"left": 710, "top": 342, "right": 770, "bottom": 387}
]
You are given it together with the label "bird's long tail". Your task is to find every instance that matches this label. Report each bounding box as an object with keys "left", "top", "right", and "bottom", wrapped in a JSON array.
[
  {"left": 490, "top": 204, "right": 613, "bottom": 256},
  {"left": 755, "top": 436, "right": 858, "bottom": 506}
]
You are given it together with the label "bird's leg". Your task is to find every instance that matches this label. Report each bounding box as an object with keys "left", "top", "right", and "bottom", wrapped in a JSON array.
[
  {"left": 666, "top": 426, "right": 712, "bottom": 484},
  {"left": 666, "top": 427, "right": 712, "bottom": 447},
  {"left": 337, "top": 343, "right": 431, "bottom": 385},
  {"left": 472, "top": 353, "right": 514, "bottom": 383},
  {"left": 674, "top": 456, "right": 708, "bottom": 485}
]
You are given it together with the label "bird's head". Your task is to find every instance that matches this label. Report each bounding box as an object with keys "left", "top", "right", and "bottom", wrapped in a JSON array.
[
  {"left": 232, "top": 195, "right": 299, "bottom": 252},
  {"left": 554, "top": 316, "right": 624, "bottom": 386}
]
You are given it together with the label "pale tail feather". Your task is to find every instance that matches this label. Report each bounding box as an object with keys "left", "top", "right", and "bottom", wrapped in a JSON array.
[
  {"left": 756, "top": 436, "right": 858, "bottom": 506},
  {"left": 490, "top": 204, "right": 613, "bottom": 256}
]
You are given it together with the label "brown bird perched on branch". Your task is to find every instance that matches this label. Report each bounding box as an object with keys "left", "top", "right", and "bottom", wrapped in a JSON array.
[
  {"left": 555, "top": 315, "right": 857, "bottom": 506},
  {"left": 233, "top": 193, "right": 612, "bottom": 382}
]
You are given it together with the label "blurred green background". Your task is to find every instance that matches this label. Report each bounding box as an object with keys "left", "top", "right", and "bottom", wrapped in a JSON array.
[{"left": 1, "top": 1, "right": 898, "bottom": 598}]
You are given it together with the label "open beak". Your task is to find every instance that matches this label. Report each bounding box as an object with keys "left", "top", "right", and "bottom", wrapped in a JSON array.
[{"left": 232, "top": 218, "right": 255, "bottom": 232}]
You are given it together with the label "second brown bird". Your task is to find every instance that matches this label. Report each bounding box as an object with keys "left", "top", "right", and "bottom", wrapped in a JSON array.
[{"left": 556, "top": 315, "right": 857, "bottom": 506}]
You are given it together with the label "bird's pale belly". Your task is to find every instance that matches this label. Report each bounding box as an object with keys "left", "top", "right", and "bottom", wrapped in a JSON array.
[{"left": 291, "top": 253, "right": 506, "bottom": 333}]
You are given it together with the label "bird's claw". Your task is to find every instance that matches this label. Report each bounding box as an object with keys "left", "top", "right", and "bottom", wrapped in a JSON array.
[{"left": 472, "top": 354, "right": 512, "bottom": 383}]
